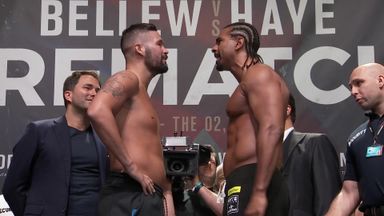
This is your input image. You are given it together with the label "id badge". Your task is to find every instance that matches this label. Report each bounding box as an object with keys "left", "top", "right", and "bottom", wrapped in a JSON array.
[{"left": 366, "top": 145, "right": 383, "bottom": 158}]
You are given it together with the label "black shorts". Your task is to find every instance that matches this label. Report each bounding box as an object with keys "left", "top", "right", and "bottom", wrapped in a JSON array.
[
  {"left": 98, "top": 172, "right": 165, "bottom": 216},
  {"left": 223, "top": 163, "right": 289, "bottom": 216}
]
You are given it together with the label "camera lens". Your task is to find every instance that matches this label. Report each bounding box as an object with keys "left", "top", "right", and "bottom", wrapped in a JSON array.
[{"left": 170, "top": 160, "right": 185, "bottom": 172}]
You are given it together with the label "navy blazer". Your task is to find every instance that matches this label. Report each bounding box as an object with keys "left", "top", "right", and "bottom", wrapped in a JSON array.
[
  {"left": 2, "top": 116, "right": 108, "bottom": 216},
  {"left": 282, "top": 131, "right": 342, "bottom": 216}
]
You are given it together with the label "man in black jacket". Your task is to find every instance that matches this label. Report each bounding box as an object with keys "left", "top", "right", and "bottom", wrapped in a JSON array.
[
  {"left": 282, "top": 94, "right": 341, "bottom": 216},
  {"left": 2, "top": 71, "right": 108, "bottom": 216}
]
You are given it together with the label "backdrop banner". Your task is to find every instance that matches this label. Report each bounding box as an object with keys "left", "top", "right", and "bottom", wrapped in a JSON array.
[{"left": 1, "top": 0, "right": 384, "bottom": 189}]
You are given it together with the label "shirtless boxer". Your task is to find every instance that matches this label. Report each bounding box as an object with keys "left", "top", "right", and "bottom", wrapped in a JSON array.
[
  {"left": 88, "top": 23, "right": 175, "bottom": 216},
  {"left": 211, "top": 22, "right": 290, "bottom": 216}
]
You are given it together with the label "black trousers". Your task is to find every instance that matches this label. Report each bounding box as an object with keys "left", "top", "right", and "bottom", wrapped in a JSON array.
[
  {"left": 98, "top": 172, "right": 165, "bottom": 216},
  {"left": 223, "top": 163, "right": 290, "bottom": 216}
]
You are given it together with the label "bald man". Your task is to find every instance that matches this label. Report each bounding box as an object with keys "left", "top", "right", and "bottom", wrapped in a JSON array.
[{"left": 326, "top": 63, "right": 384, "bottom": 216}]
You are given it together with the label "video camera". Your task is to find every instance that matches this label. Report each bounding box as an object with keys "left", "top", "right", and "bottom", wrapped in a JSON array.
[{"left": 162, "top": 136, "right": 212, "bottom": 177}]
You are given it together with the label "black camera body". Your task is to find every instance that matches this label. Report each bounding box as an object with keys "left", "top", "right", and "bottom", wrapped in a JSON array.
[
  {"left": 162, "top": 136, "right": 199, "bottom": 177},
  {"left": 162, "top": 136, "right": 212, "bottom": 177}
]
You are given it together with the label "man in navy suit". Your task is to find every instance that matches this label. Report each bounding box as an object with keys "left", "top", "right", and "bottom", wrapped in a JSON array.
[
  {"left": 282, "top": 94, "right": 341, "bottom": 216},
  {"left": 2, "top": 71, "right": 108, "bottom": 216}
]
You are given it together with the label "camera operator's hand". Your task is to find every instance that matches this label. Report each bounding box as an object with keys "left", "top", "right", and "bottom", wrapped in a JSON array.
[{"left": 192, "top": 173, "right": 200, "bottom": 183}]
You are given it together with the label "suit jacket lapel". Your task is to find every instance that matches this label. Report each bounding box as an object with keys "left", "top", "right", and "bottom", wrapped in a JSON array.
[
  {"left": 283, "top": 131, "right": 306, "bottom": 170},
  {"left": 53, "top": 116, "right": 71, "bottom": 186}
]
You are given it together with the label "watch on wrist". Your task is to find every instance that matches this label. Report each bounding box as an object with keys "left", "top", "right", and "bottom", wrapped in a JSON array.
[{"left": 192, "top": 181, "right": 204, "bottom": 193}]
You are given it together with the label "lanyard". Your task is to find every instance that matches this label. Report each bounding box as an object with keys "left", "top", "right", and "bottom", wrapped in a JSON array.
[{"left": 369, "top": 119, "right": 384, "bottom": 145}]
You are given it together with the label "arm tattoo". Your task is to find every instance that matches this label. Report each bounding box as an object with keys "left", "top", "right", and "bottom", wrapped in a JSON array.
[{"left": 102, "top": 76, "right": 125, "bottom": 97}]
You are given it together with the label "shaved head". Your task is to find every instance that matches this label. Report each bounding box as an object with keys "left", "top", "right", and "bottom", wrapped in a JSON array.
[
  {"left": 351, "top": 63, "right": 384, "bottom": 77},
  {"left": 349, "top": 63, "right": 384, "bottom": 113}
]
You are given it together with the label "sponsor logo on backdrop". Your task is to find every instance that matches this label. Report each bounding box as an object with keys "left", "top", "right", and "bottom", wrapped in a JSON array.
[{"left": 0, "top": 155, "right": 12, "bottom": 177}]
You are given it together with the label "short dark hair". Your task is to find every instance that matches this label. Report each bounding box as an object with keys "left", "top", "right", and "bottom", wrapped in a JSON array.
[
  {"left": 120, "top": 23, "right": 158, "bottom": 56},
  {"left": 225, "top": 22, "right": 263, "bottom": 68},
  {"left": 62, "top": 71, "right": 100, "bottom": 107},
  {"left": 288, "top": 94, "right": 296, "bottom": 124}
]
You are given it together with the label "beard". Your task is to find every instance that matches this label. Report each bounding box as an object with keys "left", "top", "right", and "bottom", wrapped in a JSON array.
[
  {"left": 145, "top": 49, "right": 168, "bottom": 74},
  {"left": 215, "top": 61, "right": 224, "bottom": 71},
  {"left": 214, "top": 53, "right": 225, "bottom": 71}
]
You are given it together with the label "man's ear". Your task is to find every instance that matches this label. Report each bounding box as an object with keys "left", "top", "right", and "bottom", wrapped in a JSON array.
[
  {"left": 64, "top": 90, "right": 72, "bottom": 104},
  {"left": 234, "top": 36, "right": 245, "bottom": 51},
  {"left": 379, "top": 75, "right": 384, "bottom": 89},
  {"left": 134, "top": 44, "right": 145, "bottom": 56},
  {"left": 286, "top": 105, "right": 292, "bottom": 116}
]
